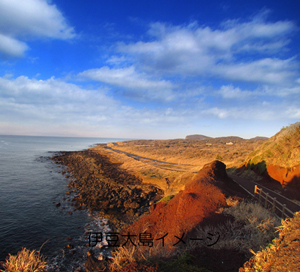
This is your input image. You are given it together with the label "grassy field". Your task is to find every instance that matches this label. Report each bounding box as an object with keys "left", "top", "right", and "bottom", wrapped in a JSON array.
[
  {"left": 91, "top": 137, "right": 267, "bottom": 196},
  {"left": 108, "top": 138, "right": 267, "bottom": 168}
]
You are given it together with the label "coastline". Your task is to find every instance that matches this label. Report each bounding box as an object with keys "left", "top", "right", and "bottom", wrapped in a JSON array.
[
  {"left": 46, "top": 146, "right": 166, "bottom": 270},
  {"left": 0, "top": 136, "right": 106, "bottom": 265},
  {"left": 51, "top": 148, "right": 164, "bottom": 231}
]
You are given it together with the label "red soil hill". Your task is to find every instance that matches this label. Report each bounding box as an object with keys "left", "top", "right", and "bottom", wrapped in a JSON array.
[{"left": 120, "top": 160, "right": 230, "bottom": 251}]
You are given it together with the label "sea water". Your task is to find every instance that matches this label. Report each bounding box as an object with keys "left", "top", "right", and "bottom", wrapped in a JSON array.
[{"left": 0, "top": 135, "right": 128, "bottom": 265}]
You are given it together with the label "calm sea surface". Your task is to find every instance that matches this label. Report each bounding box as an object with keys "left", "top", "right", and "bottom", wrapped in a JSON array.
[{"left": 0, "top": 135, "right": 128, "bottom": 262}]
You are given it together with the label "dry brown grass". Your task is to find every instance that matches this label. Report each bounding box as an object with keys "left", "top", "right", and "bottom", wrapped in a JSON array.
[
  {"left": 109, "top": 246, "right": 137, "bottom": 271},
  {"left": 111, "top": 138, "right": 266, "bottom": 168},
  {"left": 109, "top": 200, "right": 282, "bottom": 271},
  {"left": 91, "top": 145, "right": 197, "bottom": 195},
  {"left": 194, "top": 201, "right": 280, "bottom": 258},
  {"left": 108, "top": 219, "right": 179, "bottom": 271},
  {"left": 0, "top": 248, "right": 47, "bottom": 272},
  {"left": 92, "top": 136, "right": 265, "bottom": 196},
  {"left": 240, "top": 211, "right": 300, "bottom": 272},
  {"left": 246, "top": 122, "right": 300, "bottom": 168},
  {"left": 108, "top": 242, "right": 174, "bottom": 271},
  {"left": 108, "top": 200, "right": 283, "bottom": 272}
]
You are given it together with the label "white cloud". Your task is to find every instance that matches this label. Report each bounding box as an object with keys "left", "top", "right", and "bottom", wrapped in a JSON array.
[
  {"left": 218, "top": 85, "right": 255, "bottom": 99},
  {"left": 0, "top": 76, "right": 115, "bottom": 121},
  {"left": 0, "top": 33, "right": 28, "bottom": 57},
  {"left": 0, "top": 0, "right": 75, "bottom": 57},
  {"left": 75, "top": 11, "right": 299, "bottom": 124},
  {"left": 261, "top": 85, "right": 300, "bottom": 97},
  {"left": 199, "top": 104, "right": 279, "bottom": 121},
  {"left": 79, "top": 66, "right": 172, "bottom": 90},
  {"left": 215, "top": 58, "right": 297, "bottom": 84},
  {"left": 217, "top": 84, "right": 300, "bottom": 100},
  {"left": 222, "top": 12, "right": 294, "bottom": 40},
  {"left": 118, "top": 13, "right": 297, "bottom": 84},
  {"left": 106, "top": 55, "right": 127, "bottom": 65},
  {"left": 202, "top": 107, "right": 230, "bottom": 119},
  {"left": 0, "top": 76, "right": 188, "bottom": 137},
  {"left": 78, "top": 66, "right": 175, "bottom": 101},
  {"left": 286, "top": 107, "right": 300, "bottom": 118}
]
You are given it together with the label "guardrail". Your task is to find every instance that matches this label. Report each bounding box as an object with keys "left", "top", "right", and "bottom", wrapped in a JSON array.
[{"left": 254, "top": 185, "right": 294, "bottom": 219}]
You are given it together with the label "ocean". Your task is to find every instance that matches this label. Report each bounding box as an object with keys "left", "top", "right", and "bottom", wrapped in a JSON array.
[{"left": 0, "top": 135, "right": 128, "bottom": 265}]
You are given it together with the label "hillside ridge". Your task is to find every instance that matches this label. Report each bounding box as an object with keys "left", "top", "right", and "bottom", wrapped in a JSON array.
[
  {"left": 245, "top": 122, "right": 300, "bottom": 168},
  {"left": 239, "top": 122, "right": 300, "bottom": 200}
]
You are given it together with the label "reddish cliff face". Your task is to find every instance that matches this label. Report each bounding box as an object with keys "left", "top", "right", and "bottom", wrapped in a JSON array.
[
  {"left": 242, "top": 122, "right": 300, "bottom": 197},
  {"left": 119, "top": 160, "right": 229, "bottom": 251},
  {"left": 266, "top": 164, "right": 300, "bottom": 189}
]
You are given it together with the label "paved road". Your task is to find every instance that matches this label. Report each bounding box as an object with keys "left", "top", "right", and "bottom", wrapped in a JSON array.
[
  {"left": 104, "top": 146, "right": 195, "bottom": 166},
  {"left": 229, "top": 174, "right": 300, "bottom": 217},
  {"left": 102, "top": 146, "right": 196, "bottom": 172}
]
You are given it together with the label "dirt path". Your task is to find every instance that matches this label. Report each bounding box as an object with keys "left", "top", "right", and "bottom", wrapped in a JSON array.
[{"left": 229, "top": 174, "right": 300, "bottom": 216}]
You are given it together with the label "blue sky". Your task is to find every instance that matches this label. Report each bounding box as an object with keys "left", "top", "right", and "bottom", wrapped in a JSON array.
[{"left": 0, "top": 0, "right": 300, "bottom": 139}]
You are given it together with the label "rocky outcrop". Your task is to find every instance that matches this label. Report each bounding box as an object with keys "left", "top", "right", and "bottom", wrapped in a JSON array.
[
  {"left": 194, "top": 160, "right": 245, "bottom": 197},
  {"left": 266, "top": 164, "right": 300, "bottom": 189},
  {"left": 52, "top": 150, "right": 164, "bottom": 228},
  {"left": 85, "top": 251, "right": 107, "bottom": 272},
  {"left": 119, "top": 161, "right": 229, "bottom": 251}
]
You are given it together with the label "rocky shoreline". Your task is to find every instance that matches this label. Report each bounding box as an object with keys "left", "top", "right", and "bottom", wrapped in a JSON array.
[
  {"left": 49, "top": 150, "right": 247, "bottom": 271},
  {"left": 51, "top": 149, "right": 164, "bottom": 231}
]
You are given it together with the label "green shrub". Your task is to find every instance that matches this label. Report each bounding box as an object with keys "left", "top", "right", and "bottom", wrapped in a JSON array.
[
  {"left": 156, "top": 195, "right": 174, "bottom": 204},
  {"left": 257, "top": 161, "right": 266, "bottom": 174},
  {"left": 216, "top": 155, "right": 223, "bottom": 161}
]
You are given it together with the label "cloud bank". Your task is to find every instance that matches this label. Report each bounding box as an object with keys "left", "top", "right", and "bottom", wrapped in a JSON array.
[
  {"left": 117, "top": 14, "right": 297, "bottom": 85},
  {"left": 0, "top": 0, "right": 75, "bottom": 57},
  {"left": 1, "top": 10, "right": 299, "bottom": 138}
]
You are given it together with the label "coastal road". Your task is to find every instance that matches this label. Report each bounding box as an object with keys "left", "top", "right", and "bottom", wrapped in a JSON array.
[
  {"left": 229, "top": 173, "right": 300, "bottom": 216},
  {"left": 102, "top": 145, "right": 197, "bottom": 172}
]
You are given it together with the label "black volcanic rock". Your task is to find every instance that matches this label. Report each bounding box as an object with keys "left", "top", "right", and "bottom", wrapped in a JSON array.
[{"left": 51, "top": 149, "right": 164, "bottom": 228}]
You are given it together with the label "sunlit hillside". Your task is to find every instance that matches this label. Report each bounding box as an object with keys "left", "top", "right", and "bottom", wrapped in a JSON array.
[{"left": 246, "top": 122, "right": 300, "bottom": 168}]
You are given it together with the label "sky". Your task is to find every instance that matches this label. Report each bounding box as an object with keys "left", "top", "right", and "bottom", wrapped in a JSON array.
[{"left": 0, "top": 0, "right": 300, "bottom": 139}]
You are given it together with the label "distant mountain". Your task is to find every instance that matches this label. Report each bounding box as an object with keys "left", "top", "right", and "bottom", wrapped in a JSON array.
[
  {"left": 185, "top": 134, "right": 212, "bottom": 140},
  {"left": 185, "top": 135, "right": 246, "bottom": 142},
  {"left": 249, "top": 136, "right": 269, "bottom": 141},
  {"left": 215, "top": 136, "right": 244, "bottom": 142},
  {"left": 185, "top": 135, "right": 269, "bottom": 142}
]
